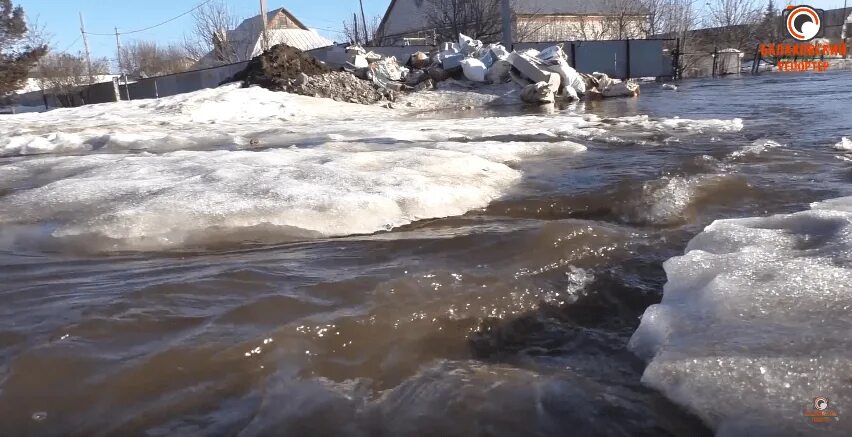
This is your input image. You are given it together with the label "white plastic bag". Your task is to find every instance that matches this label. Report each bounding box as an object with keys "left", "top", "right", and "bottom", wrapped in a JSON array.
[
  {"left": 601, "top": 80, "right": 640, "bottom": 97},
  {"left": 460, "top": 58, "right": 487, "bottom": 82},
  {"left": 489, "top": 44, "right": 510, "bottom": 60},
  {"left": 537, "top": 44, "right": 565, "bottom": 62},
  {"left": 562, "top": 84, "right": 578, "bottom": 100},
  {"left": 543, "top": 59, "right": 585, "bottom": 95},
  {"left": 486, "top": 59, "right": 512, "bottom": 83},
  {"left": 458, "top": 33, "right": 482, "bottom": 55}
]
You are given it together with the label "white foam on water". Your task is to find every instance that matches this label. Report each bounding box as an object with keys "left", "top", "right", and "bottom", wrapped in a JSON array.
[
  {"left": 834, "top": 137, "right": 852, "bottom": 151},
  {"left": 632, "top": 174, "right": 748, "bottom": 225},
  {"left": 729, "top": 139, "right": 784, "bottom": 159},
  {"left": 629, "top": 196, "right": 852, "bottom": 435},
  {"left": 607, "top": 115, "right": 744, "bottom": 133}
]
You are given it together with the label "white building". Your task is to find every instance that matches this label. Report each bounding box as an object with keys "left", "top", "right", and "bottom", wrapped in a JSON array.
[{"left": 376, "top": 0, "right": 650, "bottom": 45}]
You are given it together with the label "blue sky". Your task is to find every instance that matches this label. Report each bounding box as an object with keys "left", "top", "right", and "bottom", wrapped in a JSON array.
[
  {"left": 18, "top": 0, "right": 392, "bottom": 60},
  {"left": 18, "top": 0, "right": 851, "bottom": 63}
]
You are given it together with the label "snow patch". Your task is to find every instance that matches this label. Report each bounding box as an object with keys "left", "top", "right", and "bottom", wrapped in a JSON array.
[
  {"left": 629, "top": 196, "right": 852, "bottom": 435},
  {"left": 0, "top": 147, "right": 527, "bottom": 251}
]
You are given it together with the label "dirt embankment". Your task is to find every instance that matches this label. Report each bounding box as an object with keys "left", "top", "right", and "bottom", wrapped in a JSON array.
[{"left": 233, "top": 44, "right": 391, "bottom": 105}]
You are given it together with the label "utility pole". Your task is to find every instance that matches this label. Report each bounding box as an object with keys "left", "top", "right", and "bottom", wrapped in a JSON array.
[
  {"left": 114, "top": 27, "right": 122, "bottom": 75},
  {"left": 353, "top": 13, "right": 360, "bottom": 45},
  {"left": 259, "top": 0, "right": 269, "bottom": 52},
  {"left": 79, "top": 12, "right": 94, "bottom": 85},
  {"left": 358, "top": 0, "right": 369, "bottom": 45},
  {"left": 500, "top": 0, "right": 512, "bottom": 49}
]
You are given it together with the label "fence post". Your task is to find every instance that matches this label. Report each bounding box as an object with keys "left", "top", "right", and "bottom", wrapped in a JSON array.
[
  {"left": 752, "top": 44, "right": 760, "bottom": 74},
  {"left": 712, "top": 46, "right": 718, "bottom": 77},
  {"left": 675, "top": 37, "right": 681, "bottom": 80},
  {"left": 154, "top": 79, "right": 159, "bottom": 99},
  {"left": 124, "top": 74, "right": 132, "bottom": 100},
  {"left": 625, "top": 38, "right": 631, "bottom": 79},
  {"left": 570, "top": 42, "right": 576, "bottom": 68},
  {"left": 112, "top": 77, "right": 121, "bottom": 101}
]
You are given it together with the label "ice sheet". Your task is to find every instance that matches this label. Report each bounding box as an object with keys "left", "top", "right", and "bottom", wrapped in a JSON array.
[
  {"left": 0, "top": 85, "right": 746, "bottom": 251},
  {"left": 629, "top": 196, "right": 852, "bottom": 435}
]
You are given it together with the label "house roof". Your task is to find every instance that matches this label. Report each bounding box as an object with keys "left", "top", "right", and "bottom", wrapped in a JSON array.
[
  {"left": 265, "top": 29, "right": 334, "bottom": 51},
  {"left": 234, "top": 7, "right": 308, "bottom": 32},
  {"left": 196, "top": 8, "right": 332, "bottom": 68}
]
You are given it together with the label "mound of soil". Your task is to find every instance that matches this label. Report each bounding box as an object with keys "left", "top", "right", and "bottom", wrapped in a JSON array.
[
  {"left": 233, "top": 44, "right": 393, "bottom": 105},
  {"left": 235, "top": 44, "right": 329, "bottom": 90}
]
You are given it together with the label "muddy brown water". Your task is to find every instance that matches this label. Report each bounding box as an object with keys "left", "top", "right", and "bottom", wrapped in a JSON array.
[{"left": 1, "top": 72, "right": 850, "bottom": 435}]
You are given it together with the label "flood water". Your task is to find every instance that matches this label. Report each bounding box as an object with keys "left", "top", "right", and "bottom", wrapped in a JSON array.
[{"left": 1, "top": 72, "right": 850, "bottom": 435}]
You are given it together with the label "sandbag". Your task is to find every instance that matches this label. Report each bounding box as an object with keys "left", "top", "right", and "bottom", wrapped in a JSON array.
[
  {"left": 489, "top": 44, "right": 510, "bottom": 60},
  {"left": 485, "top": 59, "right": 512, "bottom": 83},
  {"left": 537, "top": 44, "right": 565, "bottom": 63},
  {"left": 543, "top": 58, "right": 585, "bottom": 95},
  {"left": 458, "top": 33, "right": 482, "bottom": 55},
  {"left": 601, "top": 80, "right": 640, "bottom": 97},
  {"left": 410, "top": 52, "right": 430, "bottom": 69},
  {"left": 460, "top": 58, "right": 487, "bottom": 82},
  {"left": 562, "top": 84, "right": 578, "bottom": 100},
  {"left": 520, "top": 81, "right": 556, "bottom": 104}
]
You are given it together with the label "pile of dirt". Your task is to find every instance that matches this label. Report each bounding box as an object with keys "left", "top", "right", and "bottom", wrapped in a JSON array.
[
  {"left": 289, "top": 72, "right": 392, "bottom": 104},
  {"left": 233, "top": 43, "right": 392, "bottom": 105},
  {"left": 234, "top": 44, "right": 329, "bottom": 90}
]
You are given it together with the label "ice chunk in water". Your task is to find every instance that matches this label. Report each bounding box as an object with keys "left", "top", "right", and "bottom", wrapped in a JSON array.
[{"left": 629, "top": 196, "right": 852, "bottom": 435}]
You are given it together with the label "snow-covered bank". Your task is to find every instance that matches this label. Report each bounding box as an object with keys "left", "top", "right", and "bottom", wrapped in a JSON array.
[
  {"left": 629, "top": 197, "right": 852, "bottom": 435},
  {"left": 0, "top": 85, "right": 748, "bottom": 252}
]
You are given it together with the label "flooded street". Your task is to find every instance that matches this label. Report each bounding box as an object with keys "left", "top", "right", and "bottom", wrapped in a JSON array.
[{"left": 0, "top": 72, "right": 850, "bottom": 435}]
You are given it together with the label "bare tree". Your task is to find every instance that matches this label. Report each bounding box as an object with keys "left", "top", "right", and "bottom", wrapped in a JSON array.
[
  {"left": 424, "top": 0, "right": 503, "bottom": 43},
  {"left": 342, "top": 14, "right": 382, "bottom": 44},
  {"left": 421, "top": 0, "right": 546, "bottom": 44},
  {"left": 704, "top": 0, "right": 762, "bottom": 50},
  {"left": 37, "top": 52, "right": 109, "bottom": 106},
  {"left": 183, "top": 0, "right": 240, "bottom": 65},
  {"left": 603, "top": 0, "right": 650, "bottom": 39},
  {"left": 568, "top": 16, "right": 611, "bottom": 40},
  {"left": 24, "top": 13, "right": 50, "bottom": 102},
  {"left": 563, "top": 0, "right": 648, "bottom": 41},
  {"left": 120, "top": 40, "right": 191, "bottom": 77}
]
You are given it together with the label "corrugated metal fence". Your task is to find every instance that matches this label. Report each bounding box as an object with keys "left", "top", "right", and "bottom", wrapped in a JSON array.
[
  {"left": 118, "top": 61, "right": 249, "bottom": 101},
  {"left": 514, "top": 39, "right": 675, "bottom": 79}
]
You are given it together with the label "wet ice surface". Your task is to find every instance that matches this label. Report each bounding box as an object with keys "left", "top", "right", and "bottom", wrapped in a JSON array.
[
  {"left": 0, "top": 84, "right": 734, "bottom": 252},
  {"left": 0, "top": 73, "right": 851, "bottom": 435},
  {"left": 629, "top": 197, "right": 852, "bottom": 435}
]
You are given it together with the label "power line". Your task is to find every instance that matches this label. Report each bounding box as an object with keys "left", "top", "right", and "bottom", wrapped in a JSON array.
[
  {"left": 57, "top": 35, "right": 82, "bottom": 53},
  {"left": 84, "top": 0, "right": 214, "bottom": 36}
]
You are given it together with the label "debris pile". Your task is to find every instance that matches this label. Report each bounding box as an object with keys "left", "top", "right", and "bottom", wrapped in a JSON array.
[
  {"left": 389, "top": 35, "right": 639, "bottom": 105},
  {"left": 237, "top": 44, "right": 329, "bottom": 90},
  {"left": 235, "top": 35, "right": 643, "bottom": 106},
  {"left": 289, "top": 71, "right": 391, "bottom": 104},
  {"left": 236, "top": 44, "right": 393, "bottom": 104}
]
